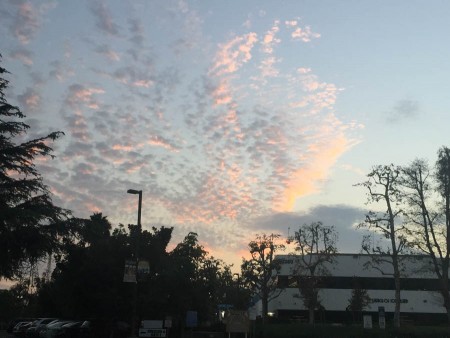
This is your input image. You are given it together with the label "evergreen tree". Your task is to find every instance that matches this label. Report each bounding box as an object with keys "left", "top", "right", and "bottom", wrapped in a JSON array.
[{"left": 0, "top": 54, "right": 68, "bottom": 279}]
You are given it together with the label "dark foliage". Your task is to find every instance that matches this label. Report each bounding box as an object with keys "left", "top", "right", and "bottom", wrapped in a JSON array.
[{"left": 0, "top": 54, "right": 68, "bottom": 279}]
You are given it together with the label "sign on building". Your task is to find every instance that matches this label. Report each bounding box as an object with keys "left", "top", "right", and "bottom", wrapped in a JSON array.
[
  {"left": 139, "top": 320, "right": 166, "bottom": 337},
  {"left": 123, "top": 260, "right": 136, "bottom": 283}
]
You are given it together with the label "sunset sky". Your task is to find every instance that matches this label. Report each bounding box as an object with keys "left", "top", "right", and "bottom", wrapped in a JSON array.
[{"left": 2, "top": 0, "right": 450, "bottom": 269}]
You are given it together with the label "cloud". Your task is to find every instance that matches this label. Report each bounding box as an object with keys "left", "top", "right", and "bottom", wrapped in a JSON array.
[
  {"left": 285, "top": 20, "right": 321, "bottom": 42},
  {"left": 285, "top": 20, "right": 298, "bottom": 27},
  {"left": 247, "top": 204, "right": 367, "bottom": 253},
  {"left": 2, "top": 6, "right": 364, "bottom": 270},
  {"left": 89, "top": 0, "right": 120, "bottom": 36},
  {"left": 210, "top": 32, "right": 258, "bottom": 76},
  {"left": 10, "top": 48, "right": 33, "bottom": 65},
  {"left": 95, "top": 44, "right": 120, "bottom": 61},
  {"left": 261, "top": 20, "right": 280, "bottom": 54},
  {"left": 11, "top": 2, "right": 40, "bottom": 44},
  {"left": 148, "top": 135, "right": 180, "bottom": 152},
  {"left": 259, "top": 21, "right": 281, "bottom": 78},
  {"left": 65, "top": 84, "right": 105, "bottom": 110},
  {"left": 387, "top": 99, "right": 420, "bottom": 123},
  {"left": 17, "top": 87, "right": 40, "bottom": 111},
  {"left": 48, "top": 60, "right": 75, "bottom": 81},
  {"left": 277, "top": 115, "right": 359, "bottom": 211}
]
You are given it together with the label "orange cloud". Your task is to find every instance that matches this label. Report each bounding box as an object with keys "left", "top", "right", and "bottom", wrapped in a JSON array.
[
  {"left": 148, "top": 135, "right": 179, "bottom": 152},
  {"left": 276, "top": 128, "right": 355, "bottom": 211}
]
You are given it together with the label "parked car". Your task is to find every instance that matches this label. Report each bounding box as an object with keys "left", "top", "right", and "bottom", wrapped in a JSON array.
[
  {"left": 7, "top": 319, "right": 34, "bottom": 334},
  {"left": 13, "top": 321, "right": 33, "bottom": 337},
  {"left": 39, "top": 320, "right": 72, "bottom": 338},
  {"left": 26, "top": 318, "right": 58, "bottom": 338},
  {"left": 60, "top": 321, "right": 83, "bottom": 338}
]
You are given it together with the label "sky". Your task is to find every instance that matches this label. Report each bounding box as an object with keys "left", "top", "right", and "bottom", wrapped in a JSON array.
[{"left": 2, "top": 0, "right": 450, "bottom": 272}]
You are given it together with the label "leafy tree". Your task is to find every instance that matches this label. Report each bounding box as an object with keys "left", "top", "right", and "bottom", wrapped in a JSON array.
[
  {"left": 356, "top": 164, "right": 409, "bottom": 328},
  {"left": 292, "top": 222, "right": 337, "bottom": 324},
  {"left": 241, "top": 233, "right": 285, "bottom": 322},
  {"left": 164, "top": 232, "right": 232, "bottom": 325},
  {"left": 401, "top": 148, "right": 450, "bottom": 322},
  {"left": 0, "top": 54, "right": 68, "bottom": 279},
  {"left": 347, "top": 278, "right": 371, "bottom": 323},
  {"left": 47, "top": 218, "right": 132, "bottom": 320},
  {"left": 79, "top": 212, "right": 111, "bottom": 246}
]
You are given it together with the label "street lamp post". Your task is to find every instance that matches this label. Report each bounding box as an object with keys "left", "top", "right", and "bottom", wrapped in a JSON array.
[{"left": 127, "top": 189, "right": 142, "bottom": 338}]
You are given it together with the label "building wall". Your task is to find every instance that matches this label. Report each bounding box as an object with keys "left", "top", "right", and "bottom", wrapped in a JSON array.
[
  {"left": 259, "top": 254, "right": 448, "bottom": 317},
  {"left": 269, "top": 288, "right": 445, "bottom": 314}
]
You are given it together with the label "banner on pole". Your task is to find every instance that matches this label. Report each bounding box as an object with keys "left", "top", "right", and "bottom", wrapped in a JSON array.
[{"left": 123, "top": 260, "right": 137, "bottom": 283}]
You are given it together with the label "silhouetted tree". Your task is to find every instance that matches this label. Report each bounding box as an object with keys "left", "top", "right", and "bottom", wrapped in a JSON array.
[
  {"left": 0, "top": 54, "right": 68, "bottom": 279},
  {"left": 356, "top": 164, "right": 408, "bottom": 328},
  {"left": 401, "top": 148, "right": 450, "bottom": 322},
  {"left": 241, "top": 233, "right": 285, "bottom": 322},
  {"left": 292, "top": 222, "right": 337, "bottom": 324},
  {"left": 164, "top": 232, "right": 232, "bottom": 324}
]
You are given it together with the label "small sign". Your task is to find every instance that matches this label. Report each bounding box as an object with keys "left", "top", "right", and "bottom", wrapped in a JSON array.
[
  {"left": 363, "top": 315, "right": 373, "bottom": 329},
  {"left": 123, "top": 260, "right": 136, "bottom": 283},
  {"left": 138, "top": 260, "right": 150, "bottom": 274},
  {"left": 164, "top": 316, "right": 172, "bottom": 328},
  {"left": 224, "top": 310, "right": 250, "bottom": 333},
  {"left": 186, "top": 311, "right": 198, "bottom": 328},
  {"left": 138, "top": 328, "right": 166, "bottom": 337}
]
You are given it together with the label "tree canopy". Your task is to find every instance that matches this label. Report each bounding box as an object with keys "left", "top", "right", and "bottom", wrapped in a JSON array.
[
  {"left": 0, "top": 55, "right": 68, "bottom": 279},
  {"left": 241, "top": 233, "right": 285, "bottom": 321}
]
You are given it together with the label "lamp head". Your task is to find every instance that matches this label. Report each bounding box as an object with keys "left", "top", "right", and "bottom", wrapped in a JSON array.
[{"left": 127, "top": 189, "right": 141, "bottom": 195}]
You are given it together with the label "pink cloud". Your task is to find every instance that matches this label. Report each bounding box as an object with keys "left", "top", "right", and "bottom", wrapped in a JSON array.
[
  {"left": 291, "top": 25, "right": 321, "bottom": 42},
  {"left": 297, "top": 67, "right": 312, "bottom": 74},
  {"left": 148, "top": 135, "right": 179, "bottom": 152},
  {"left": 259, "top": 56, "right": 280, "bottom": 78},
  {"left": 12, "top": 2, "right": 40, "bottom": 44},
  {"left": 68, "top": 111, "right": 91, "bottom": 142},
  {"left": 25, "top": 93, "right": 41, "bottom": 109},
  {"left": 65, "top": 84, "right": 105, "bottom": 109},
  {"left": 261, "top": 20, "right": 280, "bottom": 54},
  {"left": 211, "top": 80, "right": 233, "bottom": 106},
  {"left": 18, "top": 89, "right": 40, "bottom": 110},
  {"left": 210, "top": 32, "right": 258, "bottom": 76},
  {"left": 10, "top": 48, "right": 33, "bottom": 65},
  {"left": 290, "top": 72, "right": 340, "bottom": 110},
  {"left": 285, "top": 20, "right": 298, "bottom": 27},
  {"left": 132, "top": 79, "right": 153, "bottom": 88}
]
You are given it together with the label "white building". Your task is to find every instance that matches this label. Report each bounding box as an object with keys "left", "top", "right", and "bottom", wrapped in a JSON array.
[{"left": 252, "top": 254, "right": 448, "bottom": 323}]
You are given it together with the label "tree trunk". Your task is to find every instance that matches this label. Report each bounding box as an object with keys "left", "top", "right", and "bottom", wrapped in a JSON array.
[
  {"left": 393, "top": 272, "right": 401, "bottom": 328},
  {"left": 440, "top": 273, "right": 450, "bottom": 323},
  {"left": 309, "top": 307, "right": 315, "bottom": 325},
  {"left": 262, "top": 287, "right": 268, "bottom": 323}
]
